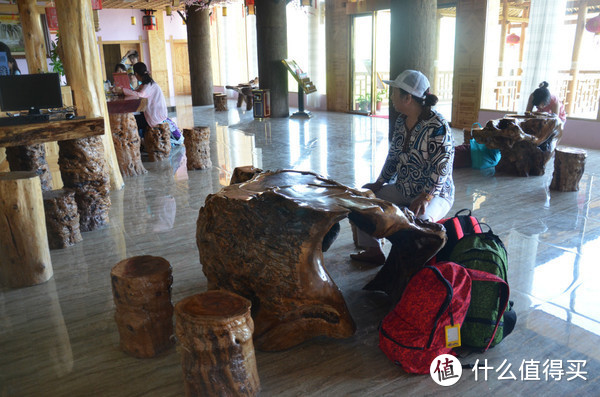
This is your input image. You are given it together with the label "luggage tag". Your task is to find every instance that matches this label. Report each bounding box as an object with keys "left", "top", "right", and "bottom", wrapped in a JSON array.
[{"left": 445, "top": 324, "right": 461, "bottom": 348}]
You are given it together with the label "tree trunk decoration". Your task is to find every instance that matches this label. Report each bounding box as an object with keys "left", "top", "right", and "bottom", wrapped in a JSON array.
[
  {"left": 5, "top": 144, "right": 53, "bottom": 191},
  {"left": 175, "top": 290, "right": 260, "bottom": 397},
  {"left": 197, "top": 168, "right": 446, "bottom": 351},
  {"left": 213, "top": 93, "right": 228, "bottom": 111},
  {"left": 186, "top": 6, "right": 214, "bottom": 106},
  {"left": 183, "top": 127, "right": 212, "bottom": 170},
  {"left": 111, "top": 255, "right": 174, "bottom": 358},
  {"left": 43, "top": 189, "right": 82, "bottom": 249},
  {"left": 108, "top": 113, "right": 147, "bottom": 177},
  {"left": 145, "top": 123, "right": 171, "bottom": 162},
  {"left": 0, "top": 171, "right": 53, "bottom": 288},
  {"left": 550, "top": 147, "right": 587, "bottom": 192},
  {"left": 472, "top": 113, "right": 563, "bottom": 177}
]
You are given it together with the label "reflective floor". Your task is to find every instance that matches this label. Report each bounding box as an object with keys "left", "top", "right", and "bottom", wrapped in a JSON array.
[{"left": 1, "top": 97, "right": 599, "bottom": 396}]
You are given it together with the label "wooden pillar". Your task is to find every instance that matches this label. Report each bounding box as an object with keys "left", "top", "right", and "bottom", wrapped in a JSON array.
[
  {"left": 16, "top": 0, "right": 48, "bottom": 73},
  {"left": 498, "top": 0, "right": 508, "bottom": 76},
  {"left": 54, "top": 0, "right": 124, "bottom": 191},
  {"left": 325, "top": 0, "right": 350, "bottom": 112},
  {"left": 389, "top": 0, "right": 436, "bottom": 136},
  {"left": 147, "top": 11, "right": 170, "bottom": 99},
  {"left": 186, "top": 6, "right": 214, "bottom": 106},
  {"left": 565, "top": 1, "right": 588, "bottom": 115},
  {"left": 0, "top": 172, "right": 53, "bottom": 288},
  {"left": 451, "top": 0, "right": 488, "bottom": 129},
  {"left": 256, "top": 0, "right": 289, "bottom": 118}
]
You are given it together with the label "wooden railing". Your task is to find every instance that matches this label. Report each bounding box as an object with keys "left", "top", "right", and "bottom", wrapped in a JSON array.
[{"left": 436, "top": 71, "right": 454, "bottom": 102}]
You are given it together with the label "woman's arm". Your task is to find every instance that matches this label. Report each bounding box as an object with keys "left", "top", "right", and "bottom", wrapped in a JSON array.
[{"left": 376, "top": 118, "right": 403, "bottom": 184}]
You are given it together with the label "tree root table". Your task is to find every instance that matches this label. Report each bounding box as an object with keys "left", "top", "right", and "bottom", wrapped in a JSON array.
[
  {"left": 472, "top": 112, "right": 563, "bottom": 177},
  {"left": 0, "top": 117, "right": 110, "bottom": 232},
  {"left": 196, "top": 167, "right": 447, "bottom": 351}
]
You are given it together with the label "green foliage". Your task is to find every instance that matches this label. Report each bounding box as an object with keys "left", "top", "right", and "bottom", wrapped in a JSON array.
[
  {"left": 376, "top": 89, "right": 387, "bottom": 102},
  {"left": 49, "top": 36, "right": 64, "bottom": 77}
]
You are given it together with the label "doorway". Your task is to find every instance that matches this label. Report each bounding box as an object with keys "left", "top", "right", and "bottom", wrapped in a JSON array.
[{"left": 350, "top": 10, "right": 390, "bottom": 116}]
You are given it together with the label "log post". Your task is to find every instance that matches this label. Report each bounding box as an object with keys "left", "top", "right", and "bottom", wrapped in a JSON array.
[
  {"left": 108, "top": 113, "right": 147, "bottom": 177},
  {"left": 55, "top": 0, "right": 124, "bottom": 191},
  {"left": 58, "top": 136, "right": 111, "bottom": 232},
  {"left": 186, "top": 5, "right": 214, "bottom": 106},
  {"left": 183, "top": 127, "right": 212, "bottom": 170},
  {"left": 0, "top": 171, "right": 53, "bottom": 288},
  {"left": 175, "top": 290, "right": 260, "bottom": 397},
  {"left": 550, "top": 147, "right": 587, "bottom": 192},
  {"left": 145, "top": 123, "right": 171, "bottom": 162},
  {"left": 110, "top": 256, "right": 174, "bottom": 358},
  {"left": 213, "top": 93, "right": 228, "bottom": 111},
  {"left": 43, "top": 189, "right": 82, "bottom": 249},
  {"left": 5, "top": 144, "right": 53, "bottom": 191}
]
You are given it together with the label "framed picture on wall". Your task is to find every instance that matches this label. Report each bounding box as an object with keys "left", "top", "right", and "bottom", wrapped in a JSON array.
[{"left": 0, "top": 14, "right": 25, "bottom": 56}]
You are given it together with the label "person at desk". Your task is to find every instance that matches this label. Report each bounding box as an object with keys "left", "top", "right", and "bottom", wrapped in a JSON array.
[
  {"left": 526, "top": 81, "right": 566, "bottom": 123},
  {"left": 350, "top": 70, "right": 455, "bottom": 265},
  {"left": 113, "top": 62, "right": 182, "bottom": 146}
]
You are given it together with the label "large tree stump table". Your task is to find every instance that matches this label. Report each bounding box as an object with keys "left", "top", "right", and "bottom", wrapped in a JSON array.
[
  {"left": 145, "top": 123, "right": 171, "bottom": 162},
  {"left": 550, "top": 146, "right": 587, "bottom": 192},
  {"left": 472, "top": 112, "right": 563, "bottom": 176},
  {"left": 110, "top": 255, "right": 174, "bottom": 358},
  {"left": 175, "top": 290, "right": 260, "bottom": 397},
  {"left": 0, "top": 172, "right": 53, "bottom": 288},
  {"left": 43, "top": 189, "right": 82, "bottom": 249},
  {"left": 183, "top": 127, "right": 212, "bottom": 170},
  {"left": 197, "top": 168, "right": 446, "bottom": 351},
  {"left": 108, "top": 113, "right": 147, "bottom": 177}
]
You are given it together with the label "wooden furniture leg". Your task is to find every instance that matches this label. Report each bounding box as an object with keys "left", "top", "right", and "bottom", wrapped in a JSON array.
[
  {"left": 5, "top": 144, "right": 53, "bottom": 191},
  {"left": 175, "top": 290, "right": 260, "bottom": 397},
  {"left": 108, "top": 113, "right": 147, "bottom": 177},
  {"left": 183, "top": 127, "right": 212, "bottom": 170},
  {"left": 43, "top": 189, "right": 82, "bottom": 249},
  {"left": 110, "top": 255, "right": 174, "bottom": 358},
  {"left": 145, "top": 123, "right": 171, "bottom": 162},
  {"left": 0, "top": 171, "right": 53, "bottom": 288},
  {"left": 550, "top": 147, "right": 587, "bottom": 192}
]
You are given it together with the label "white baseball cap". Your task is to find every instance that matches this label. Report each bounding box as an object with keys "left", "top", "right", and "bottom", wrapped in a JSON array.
[{"left": 383, "top": 70, "right": 430, "bottom": 98}]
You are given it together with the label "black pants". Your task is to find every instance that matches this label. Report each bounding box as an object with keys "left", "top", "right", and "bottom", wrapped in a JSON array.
[{"left": 134, "top": 112, "right": 148, "bottom": 138}]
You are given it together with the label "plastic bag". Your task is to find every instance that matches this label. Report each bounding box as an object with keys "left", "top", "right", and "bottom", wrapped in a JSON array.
[{"left": 470, "top": 123, "right": 501, "bottom": 170}]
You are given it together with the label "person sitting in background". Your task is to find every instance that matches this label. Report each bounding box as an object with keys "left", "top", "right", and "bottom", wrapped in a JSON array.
[
  {"left": 112, "top": 62, "right": 183, "bottom": 146},
  {"left": 526, "top": 81, "right": 566, "bottom": 123},
  {"left": 8, "top": 57, "right": 20, "bottom": 75},
  {"left": 114, "top": 63, "right": 127, "bottom": 73}
]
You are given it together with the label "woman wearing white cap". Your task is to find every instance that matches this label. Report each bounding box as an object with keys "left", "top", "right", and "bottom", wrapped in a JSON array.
[{"left": 351, "top": 70, "right": 455, "bottom": 265}]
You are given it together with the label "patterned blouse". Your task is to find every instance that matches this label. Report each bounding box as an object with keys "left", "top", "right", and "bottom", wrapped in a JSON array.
[{"left": 377, "top": 110, "right": 455, "bottom": 202}]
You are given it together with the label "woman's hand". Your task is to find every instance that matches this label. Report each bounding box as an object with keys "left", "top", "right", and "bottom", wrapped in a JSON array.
[
  {"left": 112, "top": 86, "right": 124, "bottom": 95},
  {"left": 409, "top": 193, "right": 433, "bottom": 217},
  {"left": 362, "top": 181, "right": 384, "bottom": 193}
]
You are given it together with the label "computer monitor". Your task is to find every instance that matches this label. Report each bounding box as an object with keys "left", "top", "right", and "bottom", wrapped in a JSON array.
[{"left": 0, "top": 73, "right": 63, "bottom": 114}]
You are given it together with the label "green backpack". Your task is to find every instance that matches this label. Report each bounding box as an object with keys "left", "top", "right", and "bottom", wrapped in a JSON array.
[{"left": 448, "top": 231, "right": 513, "bottom": 349}]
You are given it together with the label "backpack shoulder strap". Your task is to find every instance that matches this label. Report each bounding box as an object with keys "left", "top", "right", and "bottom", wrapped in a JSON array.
[{"left": 466, "top": 268, "right": 510, "bottom": 352}]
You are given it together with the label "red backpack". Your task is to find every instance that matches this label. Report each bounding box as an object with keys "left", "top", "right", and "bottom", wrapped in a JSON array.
[{"left": 378, "top": 261, "right": 471, "bottom": 374}]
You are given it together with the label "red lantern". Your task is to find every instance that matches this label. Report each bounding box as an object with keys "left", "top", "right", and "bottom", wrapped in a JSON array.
[
  {"left": 91, "top": 0, "right": 102, "bottom": 10},
  {"left": 506, "top": 33, "right": 520, "bottom": 45},
  {"left": 585, "top": 14, "right": 600, "bottom": 35},
  {"left": 142, "top": 9, "right": 157, "bottom": 31},
  {"left": 246, "top": 0, "right": 254, "bottom": 5},
  {"left": 45, "top": 7, "right": 59, "bottom": 32}
]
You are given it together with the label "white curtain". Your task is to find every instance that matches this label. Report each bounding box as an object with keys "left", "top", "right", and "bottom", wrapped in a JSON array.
[{"left": 519, "top": 0, "right": 567, "bottom": 111}]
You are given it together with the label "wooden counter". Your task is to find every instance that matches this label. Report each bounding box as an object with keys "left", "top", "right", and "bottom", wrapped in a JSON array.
[
  {"left": 0, "top": 117, "right": 105, "bottom": 148},
  {"left": 106, "top": 97, "right": 147, "bottom": 115}
]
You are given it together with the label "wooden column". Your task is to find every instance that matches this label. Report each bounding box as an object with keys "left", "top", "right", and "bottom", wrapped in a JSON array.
[
  {"left": 498, "top": 0, "right": 508, "bottom": 76},
  {"left": 256, "top": 0, "right": 289, "bottom": 118},
  {"left": 389, "top": 0, "right": 436, "bottom": 136},
  {"left": 0, "top": 172, "right": 53, "bottom": 288},
  {"left": 451, "top": 0, "right": 488, "bottom": 129},
  {"left": 16, "top": 0, "right": 48, "bottom": 73},
  {"left": 565, "top": 1, "right": 588, "bottom": 115},
  {"left": 186, "top": 6, "right": 214, "bottom": 106},
  {"left": 325, "top": 0, "right": 350, "bottom": 112},
  {"left": 54, "top": 0, "right": 124, "bottom": 191},
  {"left": 147, "top": 11, "right": 170, "bottom": 99}
]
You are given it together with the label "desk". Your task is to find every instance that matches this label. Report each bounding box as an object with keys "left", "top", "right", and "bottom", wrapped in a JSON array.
[
  {"left": 106, "top": 96, "right": 147, "bottom": 177},
  {"left": 0, "top": 117, "right": 110, "bottom": 232}
]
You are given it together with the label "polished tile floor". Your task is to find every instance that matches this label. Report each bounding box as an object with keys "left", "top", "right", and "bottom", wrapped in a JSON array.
[{"left": 1, "top": 97, "right": 599, "bottom": 396}]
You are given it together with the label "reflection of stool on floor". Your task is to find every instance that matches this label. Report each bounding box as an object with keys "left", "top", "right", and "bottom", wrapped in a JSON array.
[
  {"left": 550, "top": 147, "right": 587, "bottom": 192},
  {"left": 108, "top": 113, "right": 147, "bottom": 177},
  {"left": 43, "top": 189, "right": 82, "bottom": 249},
  {"left": 175, "top": 290, "right": 260, "bottom": 397},
  {"left": 145, "top": 123, "right": 171, "bottom": 162},
  {"left": 183, "top": 127, "right": 212, "bottom": 170},
  {"left": 111, "top": 255, "right": 174, "bottom": 358},
  {"left": 0, "top": 172, "right": 53, "bottom": 288},
  {"left": 213, "top": 93, "right": 228, "bottom": 111}
]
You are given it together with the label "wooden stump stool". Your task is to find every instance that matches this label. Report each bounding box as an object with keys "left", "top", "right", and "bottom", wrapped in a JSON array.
[
  {"left": 213, "top": 93, "right": 228, "bottom": 111},
  {"left": 6, "top": 144, "right": 53, "bottom": 191},
  {"left": 58, "top": 136, "right": 111, "bottom": 232},
  {"left": 145, "top": 123, "right": 171, "bottom": 162},
  {"left": 43, "top": 189, "right": 82, "bottom": 249},
  {"left": 175, "top": 290, "right": 260, "bottom": 397},
  {"left": 110, "top": 255, "right": 174, "bottom": 358},
  {"left": 183, "top": 127, "right": 212, "bottom": 170},
  {"left": 108, "top": 113, "right": 147, "bottom": 177},
  {"left": 0, "top": 172, "right": 53, "bottom": 288},
  {"left": 550, "top": 147, "right": 587, "bottom": 192}
]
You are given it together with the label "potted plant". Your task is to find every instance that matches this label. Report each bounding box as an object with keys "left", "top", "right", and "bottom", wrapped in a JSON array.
[
  {"left": 358, "top": 93, "right": 371, "bottom": 112},
  {"left": 375, "top": 89, "right": 387, "bottom": 111}
]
